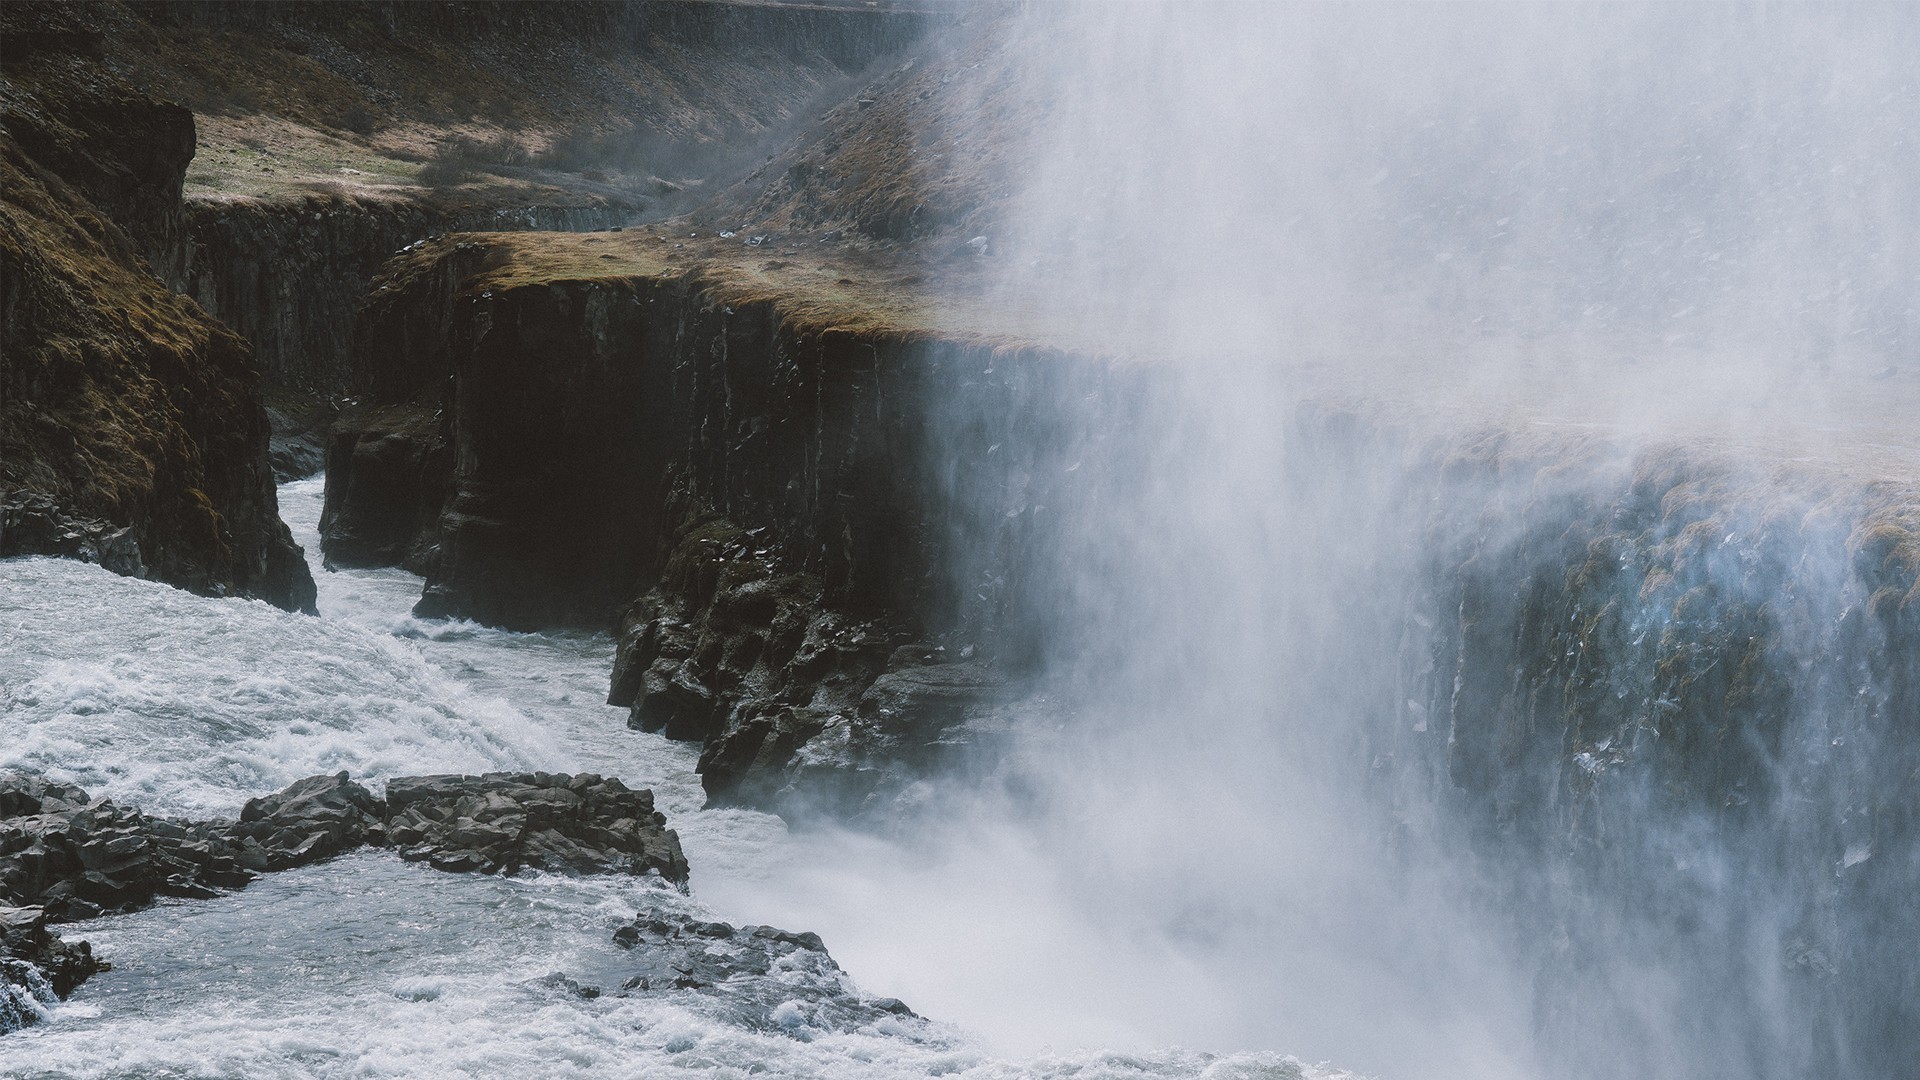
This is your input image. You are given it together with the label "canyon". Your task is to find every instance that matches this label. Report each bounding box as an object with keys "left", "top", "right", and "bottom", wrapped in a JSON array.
[{"left": 3, "top": 3, "right": 1916, "bottom": 1079}]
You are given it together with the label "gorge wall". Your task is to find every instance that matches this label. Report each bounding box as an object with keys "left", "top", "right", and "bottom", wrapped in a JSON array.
[
  {"left": 324, "top": 230, "right": 1918, "bottom": 1077},
  {"left": 324, "top": 232, "right": 1083, "bottom": 814},
  {"left": 170, "top": 198, "right": 642, "bottom": 396},
  {"left": 1, "top": 11, "right": 313, "bottom": 611},
  {"left": 90, "top": 0, "right": 956, "bottom": 399}
]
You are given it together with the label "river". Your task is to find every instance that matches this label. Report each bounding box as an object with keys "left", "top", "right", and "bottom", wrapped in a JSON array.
[{"left": 0, "top": 479, "right": 1345, "bottom": 1080}]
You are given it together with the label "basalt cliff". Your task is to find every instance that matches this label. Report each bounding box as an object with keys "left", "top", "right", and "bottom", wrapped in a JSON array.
[
  {"left": 319, "top": 220, "right": 1918, "bottom": 1075},
  {"left": 2, "top": 6, "right": 312, "bottom": 609},
  {"left": 5, "top": 2, "right": 1917, "bottom": 1075}
]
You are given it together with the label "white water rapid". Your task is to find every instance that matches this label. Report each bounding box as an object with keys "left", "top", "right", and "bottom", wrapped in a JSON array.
[{"left": 0, "top": 479, "right": 1352, "bottom": 1080}]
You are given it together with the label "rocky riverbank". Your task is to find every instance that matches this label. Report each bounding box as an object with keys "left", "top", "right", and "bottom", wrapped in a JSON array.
[{"left": 321, "top": 230, "right": 1089, "bottom": 817}]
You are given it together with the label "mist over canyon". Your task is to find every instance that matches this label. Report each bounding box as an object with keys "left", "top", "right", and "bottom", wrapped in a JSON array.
[{"left": 3, "top": 4, "right": 1916, "bottom": 1080}]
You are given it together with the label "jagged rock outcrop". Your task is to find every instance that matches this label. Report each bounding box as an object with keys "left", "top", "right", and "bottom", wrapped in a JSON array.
[
  {"left": 0, "top": 6, "right": 315, "bottom": 611},
  {"left": 616, "top": 511, "right": 1015, "bottom": 817},
  {"left": 0, "top": 491, "right": 148, "bottom": 579},
  {"left": 0, "top": 774, "right": 260, "bottom": 921},
  {"left": 323, "top": 233, "right": 1082, "bottom": 812},
  {"left": 385, "top": 772, "right": 687, "bottom": 879},
  {"left": 0, "top": 768, "right": 688, "bottom": 1030},
  {"left": 0, "top": 771, "right": 688, "bottom": 917},
  {"left": 228, "top": 771, "right": 389, "bottom": 871},
  {"left": 317, "top": 405, "right": 450, "bottom": 572},
  {"left": 1, "top": 905, "right": 101, "bottom": 1033},
  {"left": 602, "top": 908, "right": 918, "bottom": 1035}
]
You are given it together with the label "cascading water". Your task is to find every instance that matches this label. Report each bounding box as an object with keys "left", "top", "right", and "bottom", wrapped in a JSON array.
[
  {"left": 859, "top": 4, "right": 1919, "bottom": 1079},
  {"left": 5, "top": 4, "right": 1916, "bottom": 1079}
]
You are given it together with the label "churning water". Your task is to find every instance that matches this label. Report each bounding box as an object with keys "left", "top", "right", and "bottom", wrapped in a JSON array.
[{"left": 0, "top": 480, "right": 1348, "bottom": 1080}]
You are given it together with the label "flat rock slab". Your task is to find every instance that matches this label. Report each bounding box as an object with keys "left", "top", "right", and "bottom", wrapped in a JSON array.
[{"left": 2, "top": 904, "right": 102, "bottom": 1033}]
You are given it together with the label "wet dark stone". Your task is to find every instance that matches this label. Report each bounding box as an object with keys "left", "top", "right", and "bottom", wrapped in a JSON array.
[
  {"left": 1, "top": 904, "right": 103, "bottom": 1031},
  {"left": 229, "top": 770, "right": 386, "bottom": 871},
  {"left": 382, "top": 771, "right": 688, "bottom": 881},
  {"left": 601, "top": 908, "right": 920, "bottom": 1035},
  {"left": 2, "top": 769, "right": 687, "bottom": 926},
  {"left": 0, "top": 773, "right": 256, "bottom": 921},
  {"left": 0, "top": 492, "right": 148, "bottom": 580},
  {"left": 265, "top": 407, "right": 328, "bottom": 482}
]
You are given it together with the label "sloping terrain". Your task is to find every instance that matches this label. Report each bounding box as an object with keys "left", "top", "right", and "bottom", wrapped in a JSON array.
[
  {"left": 82, "top": 0, "right": 943, "bottom": 212},
  {"left": 7, "top": 0, "right": 955, "bottom": 396}
]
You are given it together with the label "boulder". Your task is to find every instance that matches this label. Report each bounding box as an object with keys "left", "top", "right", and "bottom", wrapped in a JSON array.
[
  {"left": 1, "top": 905, "right": 102, "bottom": 1017},
  {"left": 604, "top": 908, "right": 918, "bottom": 1035},
  {"left": 385, "top": 772, "right": 688, "bottom": 881},
  {"left": 228, "top": 771, "right": 387, "bottom": 871}
]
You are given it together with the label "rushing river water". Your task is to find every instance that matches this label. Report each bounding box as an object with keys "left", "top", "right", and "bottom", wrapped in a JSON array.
[{"left": 0, "top": 479, "right": 1348, "bottom": 1080}]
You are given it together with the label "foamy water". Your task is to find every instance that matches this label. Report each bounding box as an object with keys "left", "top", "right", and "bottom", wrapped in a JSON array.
[{"left": 0, "top": 479, "right": 1349, "bottom": 1080}]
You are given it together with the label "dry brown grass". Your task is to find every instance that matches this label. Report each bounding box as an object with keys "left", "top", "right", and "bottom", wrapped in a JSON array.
[
  {"left": 8, "top": 0, "right": 905, "bottom": 210},
  {"left": 0, "top": 134, "right": 268, "bottom": 588}
]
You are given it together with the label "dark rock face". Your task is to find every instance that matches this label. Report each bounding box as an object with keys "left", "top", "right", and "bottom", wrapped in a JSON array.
[
  {"left": 325, "top": 239, "right": 1084, "bottom": 812},
  {"left": 230, "top": 771, "right": 388, "bottom": 871},
  {"left": 603, "top": 908, "right": 918, "bottom": 1035},
  {"left": 0, "top": 491, "right": 149, "bottom": 580},
  {"left": 385, "top": 772, "right": 687, "bottom": 880},
  {"left": 319, "top": 415, "right": 451, "bottom": 572},
  {"left": 327, "top": 249, "right": 999, "bottom": 632},
  {"left": 2, "top": 905, "right": 102, "bottom": 1033},
  {"left": 176, "top": 201, "right": 641, "bottom": 396},
  {"left": 0, "top": 774, "right": 259, "bottom": 921},
  {"left": 0, "top": 16, "right": 315, "bottom": 613},
  {"left": 610, "top": 514, "right": 1015, "bottom": 818},
  {"left": 265, "top": 406, "right": 330, "bottom": 483}
]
